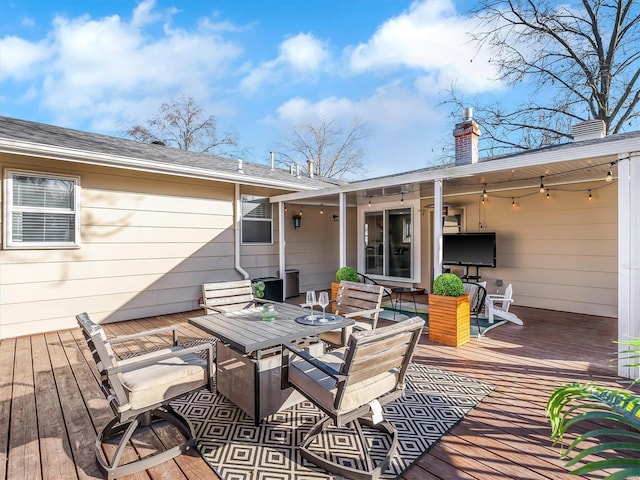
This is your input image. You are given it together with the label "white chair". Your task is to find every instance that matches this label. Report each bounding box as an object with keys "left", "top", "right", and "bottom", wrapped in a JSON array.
[{"left": 485, "top": 284, "right": 523, "bottom": 325}]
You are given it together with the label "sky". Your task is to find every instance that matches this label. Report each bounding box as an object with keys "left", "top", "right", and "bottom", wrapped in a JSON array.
[{"left": 1, "top": 0, "right": 506, "bottom": 178}]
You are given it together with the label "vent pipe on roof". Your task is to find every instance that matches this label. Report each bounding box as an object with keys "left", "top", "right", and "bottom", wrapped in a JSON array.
[
  {"left": 270, "top": 151, "right": 275, "bottom": 170},
  {"left": 308, "top": 160, "right": 314, "bottom": 178},
  {"left": 237, "top": 158, "right": 244, "bottom": 174},
  {"left": 572, "top": 119, "right": 606, "bottom": 141},
  {"left": 295, "top": 164, "right": 300, "bottom": 178},
  {"left": 463, "top": 107, "right": 473, "bottom": 121}
]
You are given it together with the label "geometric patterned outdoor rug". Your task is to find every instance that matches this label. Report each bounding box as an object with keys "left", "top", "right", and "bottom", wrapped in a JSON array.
[{"left": 172, "top": 363, "right": 494, "bottom": 479}]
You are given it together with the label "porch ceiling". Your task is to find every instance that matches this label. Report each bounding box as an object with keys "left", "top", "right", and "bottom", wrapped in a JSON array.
[{"left": 284, "top": 156, "right": 616, "bottom": 206}]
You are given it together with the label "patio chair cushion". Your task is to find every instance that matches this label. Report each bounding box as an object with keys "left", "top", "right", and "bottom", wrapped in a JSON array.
[
  {"left": 289, "top": 349, "right": 398, "bottom": 415},
  {"left": 118, "top": 347, "right": 208, "bottom": 410}
]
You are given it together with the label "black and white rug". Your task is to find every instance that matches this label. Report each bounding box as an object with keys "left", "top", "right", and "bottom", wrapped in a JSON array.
[{"left": 172, "top": 363, "right": 494, "bottom": 479}]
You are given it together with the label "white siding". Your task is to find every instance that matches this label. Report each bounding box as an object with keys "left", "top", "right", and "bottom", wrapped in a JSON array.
[
  {"left": 0, "top": 155, "right": 241, "bottom": 338},
  {"left": 422, "top": 180, "right": 618, "bottom": 317}
]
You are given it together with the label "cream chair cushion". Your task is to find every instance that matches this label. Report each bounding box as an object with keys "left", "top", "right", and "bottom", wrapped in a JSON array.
[
  {"left": 289, "top": 349, "right": 398, "bottom": 415},
  {"left": 118, "top": 347, "right": 208, "bottom": 410}
]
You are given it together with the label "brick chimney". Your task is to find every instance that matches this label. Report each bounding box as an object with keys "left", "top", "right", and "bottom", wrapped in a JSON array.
[{"left": 453, "top": 107, "right": 481, "bottom": 166}]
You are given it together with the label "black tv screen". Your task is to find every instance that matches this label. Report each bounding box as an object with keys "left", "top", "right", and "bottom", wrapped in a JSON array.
[{"left": 443, "top": 232, "right": 496, "bottom": 267}]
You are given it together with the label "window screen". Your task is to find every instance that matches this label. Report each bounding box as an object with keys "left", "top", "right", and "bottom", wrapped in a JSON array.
[
  {"left": 241, "top": 196, "right": 272, "bottom": 244},
  {"left": 6, "top": 172, "right": 79, "bottom": 248}
]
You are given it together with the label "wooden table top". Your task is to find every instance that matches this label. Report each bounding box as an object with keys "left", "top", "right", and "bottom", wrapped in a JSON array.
[{"left": 189, "top": 302, "right": 354, "bottom": 354}]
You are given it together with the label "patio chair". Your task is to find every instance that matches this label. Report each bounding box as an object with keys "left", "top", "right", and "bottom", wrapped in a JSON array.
[
  {"left": 321, "top": 280, "right": 385, "bottom": 347},
  {"left": 485, "top": 284, "right": 523, "bottom": 325},
  {"left": 357, "top": 272, "right": 393, "bottom": 304},
  {"left": 201, "top": 279, "right": 262, "bottom": 313},
  {"left": 283, "top": 316, "right": 423, "bottom": 480},
  {"left": 77, "top": 313, "right": 215, "bottom": 480},
  {"left": 463, "top": 281, "right": 488, "bottom": 337}
]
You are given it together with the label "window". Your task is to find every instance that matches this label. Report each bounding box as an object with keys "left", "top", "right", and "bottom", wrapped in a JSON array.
[
  {"left": 5, "top": 171, "right": 80, "bottom": 248},
  {"left": 241, "top": 196, "right": 272, "bottom": 244}
]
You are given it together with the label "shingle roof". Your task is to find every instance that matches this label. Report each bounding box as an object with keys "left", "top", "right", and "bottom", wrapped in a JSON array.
[{"left": 0, "top": 115, "right": 342, "bottom": 190}]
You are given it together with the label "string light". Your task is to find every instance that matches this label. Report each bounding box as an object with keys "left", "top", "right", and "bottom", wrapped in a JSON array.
[
  {"left": 512, "top": 197, "right": 516, "bottom": 207},
  {"left": 481, "top": 194, "right": 485, "bottom": 205},
  {"left": 588, "top": 190, "right": 592, "bottom": 200},
  {"left": 546, "top": 189, "right": 550, "bottom": 200},
  {"left": 539, "top": 176, "right": 545, "bottom": 193},
  {"left": 299, "top": 207, "right": 303, "bottom": 216},
  {"left": 368, "top": 197, "right": 372, "bottom": 207},
  {"left": 284, "top": 204, "right": 287, "bottom": 212},
  {"left": 400, "top": 192, "right": 404, "bottom": 204},
  {"left": 482, "top": 183, "right": 488, "bottom": 198},
  {"left": 606, "top": 163, "right": 613, "bottom": 182},
  {"left": 320, "top": 205, "right": 324, "bottom": 214}
]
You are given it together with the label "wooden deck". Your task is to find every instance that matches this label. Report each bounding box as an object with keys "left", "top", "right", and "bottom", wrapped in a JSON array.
[{"left": 0, "top": 301, "right": 625, "bottom": 480}]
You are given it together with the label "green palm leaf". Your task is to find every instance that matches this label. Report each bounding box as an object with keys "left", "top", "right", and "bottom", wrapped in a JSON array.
[{"left": 546, "top": 342, "right": 640, "bottom": 479}]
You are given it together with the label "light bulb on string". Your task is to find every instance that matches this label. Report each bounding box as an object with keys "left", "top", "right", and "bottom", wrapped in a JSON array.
[
  {"left": 539, "top": 176, "right": 545, "bottom": 193},
  {"left": 320, "top": 205, "right": 324, "bottom": 214},
  {"left": 284, "top": 204, "right": 287, "bottom": 212},
  {"left": 400, "top": 193, "right": 404, "bottom": 205},
  {"left": 482, "top": 184, "right": 488, "bottom": 198},
  {"left": 368, "top": 197, "right": 371, "bottom": 207},
  {"left": 481, "top": 194, "right": 485, "bottom": 205},
  {"left": 588, "top": 190, "right": 592, "bottom": 200},
  {"left": 606, "top": 164, "right": 613, "bottom": 182},
  {"left": 512, "top": 197, "right": 516, "bottom": 207},
  {"left": 546, "top": 189, "right": 550, "bottom": 200}
]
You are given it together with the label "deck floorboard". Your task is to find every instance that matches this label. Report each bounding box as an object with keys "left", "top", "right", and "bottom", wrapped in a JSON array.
[{"left": 0, "top": 299, "right": 627, "bottom": 480}]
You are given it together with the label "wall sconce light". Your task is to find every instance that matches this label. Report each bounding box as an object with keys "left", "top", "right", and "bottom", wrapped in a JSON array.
[
  {"left": 292, "top": 214, "right": 302, "bottom": 229},
  {"left": 332, "top": 214, "right": 339, "bottom": 222}
]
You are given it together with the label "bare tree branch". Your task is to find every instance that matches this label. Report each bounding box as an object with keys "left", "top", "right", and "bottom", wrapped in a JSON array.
[
  {"left": 278, "top": 117, "right": 369, "bottom": 179},
  {"left": 447, "top": 0, "right": 640, "bottom": 154},
  {"left": 122, "top": 94, "right": 238, "bottom": 155}
]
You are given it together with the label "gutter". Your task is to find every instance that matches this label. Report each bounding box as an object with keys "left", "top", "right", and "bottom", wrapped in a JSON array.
[
  {"left": 234, "top": 184, "right": 250, "bottom": 280},
  {"left": 0, "top": 138, "right": 320, "bottom": 191}
]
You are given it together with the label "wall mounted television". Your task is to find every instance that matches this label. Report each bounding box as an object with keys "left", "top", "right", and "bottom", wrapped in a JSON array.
[{"left": 443, "top": 232, "right": 496, "bottom": 268}]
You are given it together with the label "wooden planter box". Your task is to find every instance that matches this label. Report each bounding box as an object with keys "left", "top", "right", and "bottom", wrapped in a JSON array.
[
  {"left": 428, "top": 294, "right": 471, "bottom": 347},
  {"left": 331, "top": 282, "right": 340, "bottom": 313}
]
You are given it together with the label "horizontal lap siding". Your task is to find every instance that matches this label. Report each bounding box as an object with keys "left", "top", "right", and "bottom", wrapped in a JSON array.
[
  {"left": 0, "top": 157, "right": 241, "bottom": 338},
  {"left": 440, "top": 182, "right": 617, "bottom": 317}
]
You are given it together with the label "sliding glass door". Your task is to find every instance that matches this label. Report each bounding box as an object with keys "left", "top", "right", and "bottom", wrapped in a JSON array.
[{"left": 364, "top": 207, "right": 412, "bottom": 278}]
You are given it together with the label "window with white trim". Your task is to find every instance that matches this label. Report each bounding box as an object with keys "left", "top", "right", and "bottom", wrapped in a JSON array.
[
  {"left": 241, "top": 195, "right": 272, "bottom": 244},
  {"left": 5, "top": 171, "right": 80, "bottom": 248}
]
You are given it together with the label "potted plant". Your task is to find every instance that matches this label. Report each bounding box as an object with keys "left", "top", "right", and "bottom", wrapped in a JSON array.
[
  {"left": 331, "top": 266, "right": 358, "bottom": 311},
  {"left": 428, "top": 273, "right": 470, "bottom": 347},
  {"left": 546, "top": 339, "right": 640, "bottom": 478},
  {"left": 252, "top": 280, "right": 265, "bottom": 299}
]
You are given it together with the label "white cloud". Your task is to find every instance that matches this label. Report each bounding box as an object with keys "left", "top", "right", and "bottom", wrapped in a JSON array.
[
  {"left": 1, "top": 36, "right": 51, "bottom": 80},
  {"left": 0, "top": 2, "right": 243, "bottom": 129},
  {"left": 267, "top": 81, "right": 449, "bottom": 176},
  {"left": 279, "top": 33, "right": 328, "bottom": 72},
  {"left": 348, "top": 0, "right": 500, "bottom": 93},
  {"left": 239, "top": 33, "right": 329, "bottom": 94}
]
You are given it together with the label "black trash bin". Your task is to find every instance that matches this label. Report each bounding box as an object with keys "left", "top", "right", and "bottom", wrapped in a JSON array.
[
  {"left": 284, "top": 269, "right": 299, "bottom": 299},
  {"left": 252, "top": 277, "right": 283, "bottom": 302}
]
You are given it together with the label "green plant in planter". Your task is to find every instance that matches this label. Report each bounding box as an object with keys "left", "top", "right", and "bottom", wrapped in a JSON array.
[
  {"left": 432, "top": 273, "right": 464, "bottom": 297},
  {"left": 335, "top": 266, "right": 358, "bottom": 283},
  {"left": 252, "top": 280, "right": 265, "bottom": 298}
]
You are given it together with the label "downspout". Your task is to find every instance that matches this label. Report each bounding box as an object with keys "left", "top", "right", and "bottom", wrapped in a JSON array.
[{"left": 234, "top": 184, "right": 250, "bottom": 279}]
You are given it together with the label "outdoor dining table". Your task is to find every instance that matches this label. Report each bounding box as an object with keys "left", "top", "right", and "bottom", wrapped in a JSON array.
[{"left": 189, "top": 302, "right": 354, "bottom": 424}]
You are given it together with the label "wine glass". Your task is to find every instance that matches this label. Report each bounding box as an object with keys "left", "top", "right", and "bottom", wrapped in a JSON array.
[
  {"left": 306, "top": 290, "right": 316, "bottom": 320},
  {"left": 318, "top": 292, "right": 329, "bottom": 322}
]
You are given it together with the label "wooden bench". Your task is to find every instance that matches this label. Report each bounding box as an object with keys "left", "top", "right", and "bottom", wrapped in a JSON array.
[{"left": 201, "top": 279, "right": 262, "bottom": 313}]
